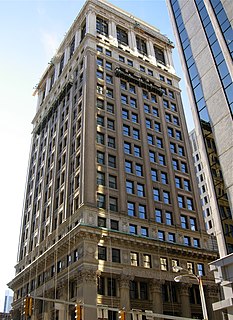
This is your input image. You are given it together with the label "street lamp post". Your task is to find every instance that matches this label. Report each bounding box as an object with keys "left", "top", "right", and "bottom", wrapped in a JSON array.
[{"left": 173, "top": 266, "right": 208, "bottom": 320}]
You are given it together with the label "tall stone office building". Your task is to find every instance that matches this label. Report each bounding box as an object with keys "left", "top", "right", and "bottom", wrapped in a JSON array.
[
  {"left": 9, "top": 0, "right": 220, "bottom": 319},
  {"left": 166, "top": 0, "right": 233, "bottom": 317}
]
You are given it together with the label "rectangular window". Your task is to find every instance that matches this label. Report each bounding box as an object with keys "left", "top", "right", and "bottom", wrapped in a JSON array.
[
  {"left": 165, "top": 211, "right": 173, "bottom": 225},
  {"left": 153, "top": 188, "right": 160, "bottom": 201},
  {"left": 143, "top": 254, "right": 151, "bottom": 268},
  {"left": 106, "top": 74, "right": 113, "bottom": 84},
  {"left": 175, "top": 176, "right": 182, "bottom": 188},
  {"left": 122, "top": 109, "right": 129, "bottom": 119},
  {"left": 130, "top": 252, "right": 139, "bottom": 266},
  {"left": 106, "top": 49, "right": 111, "bottom": 57},
  {"left": 107, "top": 103, "right": 114, "bottom": 113},
  {"left": 184, "top": 236, "right": 191, "bottom": 246},
  {"left": 130, "top": 98, "right": 137, "bottom": 108},
  {"left": 178, "top": 146, "right": 185, "bottom": 156},
  {"left": 158, "top": 154, "right": 166, "bottom": 166},
  {"left": 97, "top": 151, "right": 105, "bottom": 164},
  {"left": 134, "top": 145, "right": 141, "bottom": 157},
  {"left": 98, "top": 217, "right": 106, "bottom": 228},
  {"left": 168, "top": 233, "right": 175, "bottom": 242},
  {"left": 144, "top": 104, "right": 150, "bottom": 113},
  {"left": 123, "top": 125, "right": 130, "bottom": 136},
  {"left": 124, "top": 142, "right": 131, "bottom": 154},
  {"left": 126, "top": 180, "right": 134, "bottom": 194},
  {"left": 197, "top": 263, "right": 205, "bottom": 276},
  {"left": 158, "top": 230, "right": 165, "bottom": 241},
  {"left": 109, "top": 197, "right": 117, "bottom": 212},
  {"left": 117, "top": 27, "right": 128, "bottom": 45},
  {"left": 128, "top": 202, "right": 135, "bottom": 216},
  {"left": 108, "top": 155, "right": 116, "bottom": 168},
  {"left": 97, "top": 115, "right": 104, "bottom": 126},
  {"left": 125, "top": 160, "right": 133, "bottom": 173},
  {"left": 129, "top": 224, "right": 137, "bottom": 235},
  {"left": 141, "top": 227, "right": 148, "bottom": 237},
  {"left": 152, "top": 107, "right": 159, "bottom": 116},
  {"left": 147, "top": 134, "right": 154, "bottom": 145},
  {"left": 98, "top": 246, "right": 107, "bottom": 260},
  {"left": 136, "top": 37, "right": 147, "bottom": 55},
  {"left": 161, "top": 172, "right": 168, "bottom": 184},
  {"left": 187, "top": 198, "right": 194, "bottom": 210},
  {"left": 160, "top": 257, "right": 168, "bottom": 271},
  {"left": 110, "top": 220, "right": 119, "bottom": 231},
  {"left": 137, "top": 184, "right": 145, "bottom": 197},
  {"left": 184, "top": 179, "right": 191, "bottom": 191},
  {"left": 130, "top": 281, "right": 138, "bottom": 299},
  {"left": 106, "top": 62, "right": 112, "bottom": 70},
  {"left": 107, "top": 119, "right": 115, "bottom": 130},
  {"left": 107, "top": 278, "right": 116, "bottom": 296},
  {"left": 149, "top": 151, "right": 156, "bottom": 162},
  {"left": 172, "top": 159, "right": 179, "bottom": 170},
  {"left": 129, "top": 84, "right": 136, "bottom": 94},
  {"left": 193, "top": 238, "right": 200, "bottom": 248},
  {"left": 131, "top": 113, "right": 138, "bottom": 123},
  {"left": 163, "top": 191, "right": 170, "bottom": 204},
  {"left": 155, "top": 209, "right": 162, "bottom": 223},
  {"left": 97, "top": 193, "right": 105, "bottom": 209},
  {"left": 138, "top": 205, "right": 146, "bottom": 219},
  {"left": 121, "top": 94, "right": 128, "bottom": 104},
  {"left": 135, "top": 164, "right": 143, "bottom": 176},
  {"left": 170, "top": 142, "right": 176, "bottom": 153},
  {"left": 151, "top": 169, "right": 158, "bottom": 181},
  {"left": 112, "top": 248, "right": 120, "bottom": 263},
  {"left": 154, "top": 46, "right": 165, "bottom": 64},
  {"left": 96, "top": 17, "right": 108, "bottom": 36},
  {"left": 109, "top": 175, "right": 117, "bottom": 189},
  {"left": 98, "top": 276, "right": 105, "bottom": 295},
  {"left": 178, "top": 195, "right": 185, "bottom": 208},
  {"left": 181, "top": 215, "right": 187, "bottom": 228},
  {"left": 108, "top": 136, "right": 115, "bottom": 148},
  {"left": 190, "top": 217, "right": 197, "bottom": 231},
  {"left": 97, "top": 171, "right": 105, "bottom": 186},
  {"left": 133, "top": 129, "right": 140, "bottom": 140}
]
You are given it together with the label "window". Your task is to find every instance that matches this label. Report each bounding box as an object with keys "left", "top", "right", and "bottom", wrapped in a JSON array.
[
  {"left": 173, "top": 116, "right": 179, "bottom": 126},
  {"left": 149, "top": 151, "right": 156, "bottom": 162},
  {"left": 167, "top": 79, "right": 172, "bottom": 85},
  {"left": 117, "top": 27, "right": 128, "bottom": 45},
  {"left": 161, "top": 172, "right": 168, "bottom": 184},
  {"left": 121, "top": 80, "right": 127, "bottom": 90},
  {"left": 125, "top": 160, "right": 133, "bottom": 173},
  {"left": 108, "top": 136, "right": 115, "bottom": 148},
  {"left": 130, "top": 281, "right": 138, "bottom": 299},
  {"left": 155, "top": 209, "right": 162, "bottom": 223},
  {"left": 175, "top": 176, "right": 182, "bottom": 188},
  {"left": 141, "top": 227, "right": 148, "bottom": 237},
  {"left": 176, "top": 131, "right": 182, "bottom": 140},
  {"left": 126, "top": 180, "right": 134, "bottom": 194},
  {"left": 110, "top": 220, "right": 119, "bottom": 230},
  {"left": 151, "top": 169, "right": 158, "bottom": 181},
  {"left": 187, "top": 262, "right": 194, "bottom": 273},
  {"left": 193, "top": 238, "right": 200, "bottom": 248},
  {"left": 97, "top": 70, "right": 104, "bottom": 79},
  {"left": 122, "top": 109, "right": 129, "bottom": 119},
  {"left": 163, "top": 100, "right": 169, "bottom": 108},
  {"left": 134, "top": 145, "right": 141, "bottom": 157},
  {"left": 123, "top": 125, "right": 130, "bottom": 136},
  {"left": 154, "top": 46, "right": 165, "bottom": 64},
  {"left": 140, "top": 282, "right": 148, "bottom": 300},
  {"left": 181, "top": 215, "right": 187, "bottom": 229},
  {"left": 130, "top": 252, "right": 139, "bottom": 266},
  {"left": 128, "top": 202, "right": 135, "bottom": 216},
  {"left": 133, "top": 129, "right": 140, "bottom": 140},
  {"left": 97, "top": 57, "right": 103, "bottom": 66},
  {"left": 129, "top": 84, "right": 136, "bottom": 94},
  {"left": 152, "top": 107, "right": 159, "bottom": 116},
  {"left": 172, "top": 159, "right": 179, "bottom": 170},
  {"left": 136, "top": 36, "right": 147, "bottom": 55},
  {"left": 121, "top": 94, "right": 128, "bottom": 104},
  {"left": 112, "top": 248, "right": 120, "bottom": 263},
  {"left": 151, "top": 94, "right": 157, "bottom": 103},
  {"left": 168, "top": 90, "right": 175, "bottom": 99},
  {"left": 97, "top": 85, "right": 103, "bottom": 94},
  {"left": 109, "top": 175, "right": 117, "bottom": 189},
  {"left": 129, "top": 224, "right": 137, "bottom": 235},
  {"left": 160, "top": 75, "right": 165, "bottom": 82},
  {"left": 98, "top": 217, "right": 106, "bottom": 228},
  {"left": 98, "top": 276, "right": 105, "bottom": 295},
  {"left": 165, "top": 212, "right": 172, "bottom": 227},
  {"left": 184, "top": 236, "right": 191, "bottom": 246},
  {"left": 124, "top": 142, "right": 131, "bottom": 154},
  {"left": 171, "top": 103, "right": 177, "bottom": 111},
  {"left": 178, "top": 195, "right": 184, "bottom": 208},
  {"left": 97, "top": 151, "right": 105, "bottom": 164},
  {"left": 163, "top": 191, "right": 170, "bottom": 204},
  {"left": 184, "top": 179, "right": 191, "bottom": 191},
  {"left": 108, "top": 155, "right": 116, "bottom": 168},
  {"left": 97, "top": 193, "right": 105, "bottom": 209},
  {"left": 178, "top": 146, "right": 185, "bottom": 156},
  {"left": 168, "top": 233, "right": 175, "bottom": 242},
  {"left": 197, "top": 263, "right": 205, "bottom": 276},
  {"left": 158, "top": 154, "right": 166, "bottom": 166},
  {"left": 140, "top": 65, "right": 145, "bottom": 72},
  {"left": 138, "top": 205, "right": 146, "bottom": 219},
  {"left": 154, "top": 122, "right": 161, "bottom": 132},
  {"left": 97, "top": 171, "right": 105, "bottom": 185},
  {"left": 97, "top": 115, "right": 104, "bottom": 126},
  {"left": 158, "top": 230, "right": 165, "bottom": 241},
  {"left": 187, "top": 198, "right": 194, "bottom": 210},
  {"left": 137, "top": 184, "right": 145, "bottom": 197},
  {"left": 144, "top": 104, "right": 150, "bottom": 113},
  {"left": 160, "top": 257, "right": 168, "bottom": 271},
  {"left": 98, "top": 246, "right": 107, "bottom": 260},
  {"left": 147, "top": 134, "right": 154, "bottom": 145},
  {"left": 107, "top": 119, "right": 115, "bottom": 130},
  {"left": 97, "top": 45, "right": 103, "bottom": 53},
  {"left": 96, "top": 17, "right": 108, "bottom": 36},
  {"left": 127, "top": 59, "right": 133, "bottom": 66},
  {"left": 130, "top": 98, "right": 137, "bottom": 108},
  {"left": 106, "top": 74, "right": 113, "bottom": 84},
  {"left": 106, "top": 49, "right": 111, "bottom": 57},
  {"left": 168, "top": 127, "right": 174, "bottom": 137},
  {"left": 119, "top": 55, "right": 125, "bottom": 62},
  {"left": 165, "top": 113, "right": 172, "bottom": 122},
  {"left": 109, "top": 197, "right": 117, "bottom": 212},
  {"left": 107, "top": 278, "right": 116, "bottom": 296},
  {"left": 172, "top": 259, "right": 179, "bottom": 272},
  {"left": 153, "top": 188, "right": 160, "bottom": 201},
  {"left": 106, "top": 88, "right": 113, "bottom": 98},
  {"left": 135, "top": 164, "right": 143, "bottom": 176},
  {"left": 143, "top": 90, "right": 149, "bottom": 100},
  {"left": 170, "top": 143, "right": 176, "bottom": 153},
  {"left": 107, "top": 103, "right": 114, "bottom": 113},
  {"left": 190, "top": 217, "right": 197, "bottom": 231},
  {"left": 148, "top": 69, "right": 153, "bottom": 76},
  {"left": 59, "top": 53, "right": 64, "bottom": 75},
  {"left": 131, "top": 113, "right": 138, "bottom": 123},
  {"left": 143, "top": 254, "right": 151, "bottom": 268}
]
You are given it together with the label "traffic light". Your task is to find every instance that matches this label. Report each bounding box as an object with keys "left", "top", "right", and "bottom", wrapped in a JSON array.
[
  {"left": 119, "top": 309, "right": 126, "bottom": 320},
  {"left": 28, "top": 297, "right": 33, "bottom": 316},
  {"left": 23, "top": 297, "right": 29, "bottom": 317},
  {"left": 75, "top": 304, "right": 82, "bottom": 320}
]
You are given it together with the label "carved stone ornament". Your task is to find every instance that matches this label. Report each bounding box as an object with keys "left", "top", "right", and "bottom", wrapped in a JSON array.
[
  {"left": 77, "top": 269, "right": 98, "bottom": 284},
  {"left": 179, "top": 283, "right": 192, "bottom": 295},
  {"left": 149, "top": 279, "right": 164, "bottom": 293},
  {"left": 118, "top": 274, "right": 134, "bottom": 289}
]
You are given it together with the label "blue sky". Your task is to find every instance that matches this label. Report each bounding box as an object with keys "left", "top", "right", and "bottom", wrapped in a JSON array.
[{"left": 0, "top": 0, "right": 194, "bottom": 311}]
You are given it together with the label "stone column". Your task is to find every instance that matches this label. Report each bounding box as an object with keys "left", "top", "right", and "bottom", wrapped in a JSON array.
[
  {"left": 149, "top": 279, "right": 164, "bottom": 316},
  {"left": 119, "top": 275, "right": 132, "bottom": 320},
  {"left": 128, "top": 30, "right": 137, "bottom": 52},
  {"left": 205, "top": 285, "right": 221, "bottom": 320},
  {"left": 77, "top": 269, "right": 98, "bottom": 320},
  {"left": 109, "top": 20, "right": 117, "bottom": 44},
  {"left": 147, "top": 40, "right": 156, "bottom": 64},
  {"left": 86, "top": 9, "right": 96, "bottom": 35},
  {"left": 56, "top": 281, "right": 69, "bottom": 320},
  {"left": 179, "top": 283, "right": 191, "bottom": 318}
]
